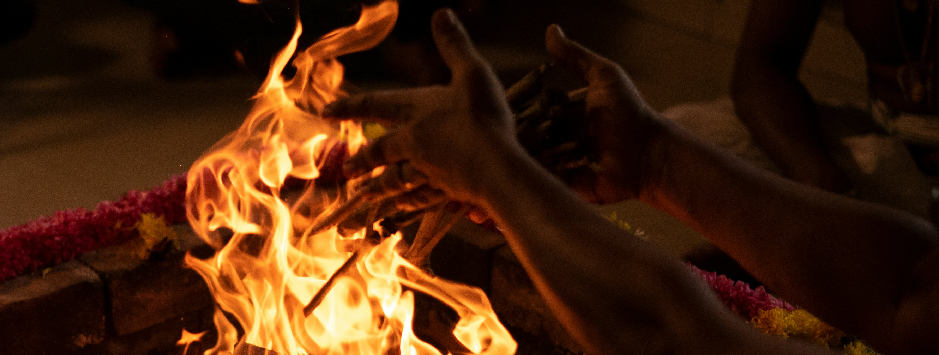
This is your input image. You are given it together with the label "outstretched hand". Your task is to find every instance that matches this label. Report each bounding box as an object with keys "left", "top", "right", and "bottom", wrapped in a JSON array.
[
  {"left": 323, "top": 9, "right": 520, "bottom": 209},
  {"left": 324, "top": 9, "right": 668, "bottom": 210},
  {"left": 543, "top": 25, "right": 665, "bottom": 204}
]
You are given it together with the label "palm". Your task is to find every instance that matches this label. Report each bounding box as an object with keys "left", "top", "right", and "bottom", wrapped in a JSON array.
[{"left": 562, "top": 69, "right": 660, "bottom": 205}]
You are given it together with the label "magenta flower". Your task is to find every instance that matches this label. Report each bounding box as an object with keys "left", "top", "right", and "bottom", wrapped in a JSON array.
[
  {"left": 0, "top": 174, "right": 188, "bottom": 281},
  {"left": 688, "top": 264, "right": 794, "bottom": 319}
]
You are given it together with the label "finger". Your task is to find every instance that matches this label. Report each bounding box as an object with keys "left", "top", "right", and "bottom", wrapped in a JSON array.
[
  {"left": 430, "top": 8, "right": 491, "bottom": 83},
  {"left": 357, "top": 161, "right": 429, "bottom": 200},
  {"left": 322, "top": 89, "right": 419, "bottom": 125},
  {"left": 392, "top": 186, "right": 447, "bottom": 212},
  {"left": 343, "top": 133, "right": 408, "bottom": 178},
  {"left": 544, "top": 24, "right": 625, "bottom": 86}
]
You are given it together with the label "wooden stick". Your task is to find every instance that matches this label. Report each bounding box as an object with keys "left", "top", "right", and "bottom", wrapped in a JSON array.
[
  {"left": 567, "top": 86, "right": 588, "bottom": 102},
  {"left": 303, "top": 250, "right": 361, "bottom": 316},
  {"left": 404, "top": 204, "right": 472, "bottom": 269},
  {"left": 417, "top": 205, "right": 471, "bottom": 257},
  {"left": 505, "top": 63, "right": 553, "bottom": 108},
  {"left": 307, "top": 191, "right": 366, "bottom": 235},
  {"left": 305, "top": 204, "right": 469, "bottom": 317},
  {"left": 336, "top": 199, "right": 397, "bottom": 236},
  {"left": 407, "top": 207, "right": 445, "bottom": 258}
]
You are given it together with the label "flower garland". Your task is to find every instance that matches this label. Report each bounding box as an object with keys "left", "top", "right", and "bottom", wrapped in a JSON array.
[
  {"left": 689, "top": 265, "right": 795, "bottom": 320},
  {"left": 0, "top": 141, "right": 354, "bottom": 282},
  {"left": 0, "top": 174, "right": 187, "bottom": 281},
  {"left": 691, "top": 265, "right": 879, "bottom": 354}
]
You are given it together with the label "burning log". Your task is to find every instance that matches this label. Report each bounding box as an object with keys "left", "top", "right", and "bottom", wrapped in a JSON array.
[{"left": 234, "top": 342, "right": 279, "bottom": 355}]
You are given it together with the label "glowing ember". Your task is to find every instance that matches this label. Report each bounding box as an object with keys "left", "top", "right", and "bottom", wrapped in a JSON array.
[{"left": 183, "top": 1, "right": 516, "bottom": 354}]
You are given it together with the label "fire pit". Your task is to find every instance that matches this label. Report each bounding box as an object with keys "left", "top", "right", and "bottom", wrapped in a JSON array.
[
  {"left": 0, "top": 1, "right": 577, "bottom": 352},
  {"left": 0, "top": 207, "right": 581, "bottom": 354},
  {"left": 0, "top": 1, "right": 875, "bottom": 354},
  {"left": 178, "top": 1, "right": 518, "bottom": 354}
]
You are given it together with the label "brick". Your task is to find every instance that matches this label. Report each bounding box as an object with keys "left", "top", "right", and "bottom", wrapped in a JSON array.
[
  {"left": 417, "top": 218, "right": 580, "bottom": 353},
  {"left": 0, "top": 259, "right": 106, "bottom": 354},
  {"left": 490, "top": 246, "right": 582, "bottom": 354},
  {"left": 76, "top": 306, "right": 216, "bottom": 355},
  {"left": 79, "top": 224, "right": 214, "bottom": 335},
  {"left": 428, "top": 219, "right": 507, "bottom": 292}
]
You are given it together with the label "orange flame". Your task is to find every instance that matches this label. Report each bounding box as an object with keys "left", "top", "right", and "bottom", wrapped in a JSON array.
[
  {"left": 183, "top": 1, "right": 516, "bottom": 354},
  {"left": 177, "top": 329, "right": 208, "bottom": 354}
]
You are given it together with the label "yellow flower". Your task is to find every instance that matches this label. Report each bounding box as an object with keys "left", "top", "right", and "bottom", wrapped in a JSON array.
[
  {"left": 363, "top": 123, "right": 387, "bottom": 140},
  {"left": 606, "top": 211, "right": 648, "bottom": 241},
  {"left": 843, "top": 341, "right": 879, "bottom": 355},
  {"left": 606, "top": 211, "right": 632, "bottom": 231},
  {"left": 132, "top": 213, "right": 179, "bottom": 260},
  {"left": 751, "top": 308, "right": 844, "bottom": 347}
]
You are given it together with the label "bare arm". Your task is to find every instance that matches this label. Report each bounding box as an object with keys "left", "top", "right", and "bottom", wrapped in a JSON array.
[
  {"left": 473, "top": 131, "right": 831, "bottom": 355},
  {"left": 727, "top": 3, "right": 939, "bottom": 351},
  {"left": 545, "top": 25, "right": 939, "bottom": 354},
  {"left": 326, "top": 11, "right": 834, "bottom": 354},
  {"left": 731, "top": 0, "right": 851, "bottom": 192},
  {"left": 645, "top": 104, "right": 939, "bottom": 355}
]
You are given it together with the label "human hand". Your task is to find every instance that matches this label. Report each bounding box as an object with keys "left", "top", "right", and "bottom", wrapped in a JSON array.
[
  {"left": 543, "top": 25, "right": 667, "bottom": 204},
  {"left": 323, "top": 8, "right": 522, "bottom": 210}
]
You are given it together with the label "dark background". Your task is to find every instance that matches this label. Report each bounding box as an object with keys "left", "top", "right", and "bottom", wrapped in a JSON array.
[
  {"left": 0, "top": 0, "right": 862, "bottom": 259},
  {"left": 0, "top": 0, "right": 640, "bottom": 229}
]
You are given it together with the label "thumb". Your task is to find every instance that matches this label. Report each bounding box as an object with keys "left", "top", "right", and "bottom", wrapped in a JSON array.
[
  {"left": 545, "top": 25, "right": 625, "bottom": 86},
  {"left": 430, "top": 8, "right": 491, "bottom": 83}
]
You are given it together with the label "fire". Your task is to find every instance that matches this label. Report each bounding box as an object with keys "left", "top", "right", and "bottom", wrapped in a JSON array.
[
  {"left": 183, "top": 1, "right": 516, "bottom": 354},
  {"left": 177, "top": 329, "right": 208, "bottom": 354}
]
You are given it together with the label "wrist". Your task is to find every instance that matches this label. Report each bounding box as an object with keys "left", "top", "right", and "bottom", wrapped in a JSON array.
[
  {"left": 467, "top": 138, "right": 544, "bottom": 209},
  {"left": 634, "top": 112, "right": 678, "bottom": 202}
]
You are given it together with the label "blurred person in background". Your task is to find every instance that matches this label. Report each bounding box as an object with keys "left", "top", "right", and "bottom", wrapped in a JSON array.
[{"left": 667, "top": 0, "right": 939, "bottom": 222}]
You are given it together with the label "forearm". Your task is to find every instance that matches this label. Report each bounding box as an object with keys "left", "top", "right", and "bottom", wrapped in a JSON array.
[
  {"left": 642, "top": 119, "right": 939, "bottom": 348},
  {"left": 471, "top": 144, "right": 815, "bottom": 354}
]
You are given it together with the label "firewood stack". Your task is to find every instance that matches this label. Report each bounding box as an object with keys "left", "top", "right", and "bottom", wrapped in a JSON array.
[{"left": 506, "top": 63, "right": 594, "bottom": 177}]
